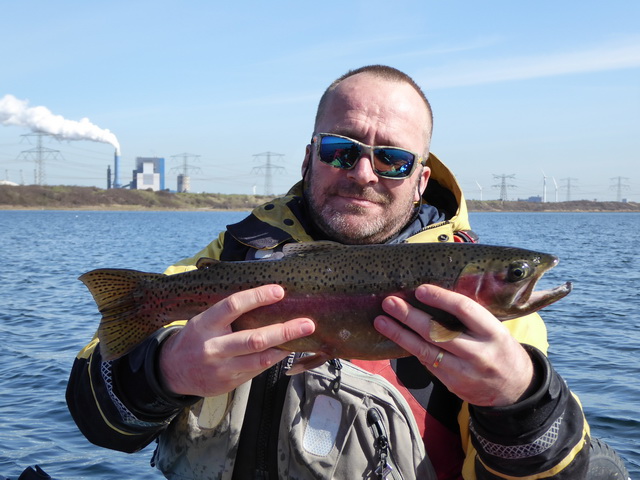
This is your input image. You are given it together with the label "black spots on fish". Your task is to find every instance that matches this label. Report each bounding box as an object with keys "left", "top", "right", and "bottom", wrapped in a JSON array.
[
  {"left": 284, "top": 276, "right": 301, "bottom": 289},
  {"left": 470, "top": 264, "right": 485, "bottom": 273}
]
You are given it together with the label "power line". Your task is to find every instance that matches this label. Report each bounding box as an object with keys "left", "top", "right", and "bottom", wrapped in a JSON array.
[
  {"left": 610, "top": 176, "right": 630, "bottom": 202},
  {"left": 492, "top": 174, "right": 516, "bottom": 201},
  {"left": 16, "top": 132, "right": 64, "bottom": 185},
  {"left": 170, "top": 152, "right": 202, "bottom": 193},
  {"left": 252, "top": 151, "right": 285, "bottom": 195},
  {"left": 561, "top": 177, "right": 578, "bottom": 201},
  {"left": 170, "top": 152, "right": 202, "bottom": 177}
]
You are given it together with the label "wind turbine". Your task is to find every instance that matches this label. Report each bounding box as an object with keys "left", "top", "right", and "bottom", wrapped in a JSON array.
[
  {"left": 552, "top": 177, "right": 559, "bottom": 202},
  {"left": 475, "top": 181, "right": 483, "bottom": 201},
  {"left": 542, "top": 170, "right": 548, "bottom": 203}
]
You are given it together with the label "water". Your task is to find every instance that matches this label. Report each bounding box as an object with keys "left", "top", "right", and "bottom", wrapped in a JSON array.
[
  {"left": 0, "top": 210, "right": 638, "bottom": 479},
  {"left": 470, "top": 212, "right": 640, "bottom": 477}
]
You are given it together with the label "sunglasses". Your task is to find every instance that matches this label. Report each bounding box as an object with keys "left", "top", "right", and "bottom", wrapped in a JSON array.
[{"left": 312, "top": 133, "right": 426, "bottom": 180}]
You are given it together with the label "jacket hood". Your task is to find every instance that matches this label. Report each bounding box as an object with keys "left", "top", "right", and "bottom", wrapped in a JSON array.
[{"left": 422, "top": 152, "right": 471, "bottom": 232}]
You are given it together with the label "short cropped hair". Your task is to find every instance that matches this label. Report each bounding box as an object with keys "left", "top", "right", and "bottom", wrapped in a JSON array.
[{"left": 314, "top": 65, "right": 433, "bottom": 143}]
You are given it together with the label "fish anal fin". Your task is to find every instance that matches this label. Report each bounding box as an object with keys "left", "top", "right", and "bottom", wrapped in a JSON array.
[{"left": 286, "top": 353, "right": 331, "bottom": 376}]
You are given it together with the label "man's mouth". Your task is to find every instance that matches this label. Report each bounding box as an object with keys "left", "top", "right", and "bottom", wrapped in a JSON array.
[{"left": 330, "top": 187, "right": 390, "bottom": 209}]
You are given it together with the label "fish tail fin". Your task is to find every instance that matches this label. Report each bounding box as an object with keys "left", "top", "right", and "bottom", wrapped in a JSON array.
[{"left": 79, "top": 268, "right": 164, "bottom": 361}]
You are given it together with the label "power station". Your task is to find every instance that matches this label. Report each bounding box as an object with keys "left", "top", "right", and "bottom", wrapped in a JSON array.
[
  {"left": 107, "top": 149, "right": 204, "bottom": 192},
  {"left": 108, "top": 151, "right": 170, "bottom": 191},
  {"left": 132, "top": 156, "right": 165, "bottom": 191}
]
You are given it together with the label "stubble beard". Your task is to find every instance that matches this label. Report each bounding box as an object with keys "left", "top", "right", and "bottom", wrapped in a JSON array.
[{"left": 305, "top": 178, "right": 419, "bottom": 245}]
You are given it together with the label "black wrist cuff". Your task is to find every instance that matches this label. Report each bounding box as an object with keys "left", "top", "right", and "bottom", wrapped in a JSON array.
[
  {"left": 143, "top": 326, "right": 201, "bottom": 408},
  {"left": 112, "top": 326, "right": 199, "bottom": 420},
  {"left": 470, "top": 344, "right": 559, "bottom": 435}
]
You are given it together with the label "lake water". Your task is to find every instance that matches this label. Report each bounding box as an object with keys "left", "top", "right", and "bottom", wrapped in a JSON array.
[{"left": 0, "top": 210, "right": 638, "bottom": 479}]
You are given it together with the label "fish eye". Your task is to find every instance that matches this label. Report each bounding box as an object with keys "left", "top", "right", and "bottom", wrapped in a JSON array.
[{"left": 507, "top": 261, "right": 531, "bottom": 282}]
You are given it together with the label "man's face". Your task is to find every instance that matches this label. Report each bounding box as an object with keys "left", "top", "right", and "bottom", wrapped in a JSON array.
[{"left": 303, "top": 73, "right": 432, "bottom": 245}]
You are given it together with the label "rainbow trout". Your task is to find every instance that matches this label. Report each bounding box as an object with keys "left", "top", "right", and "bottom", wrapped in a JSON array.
[{"left": 80, "top": 241, "right": 571, "bottom": 369}]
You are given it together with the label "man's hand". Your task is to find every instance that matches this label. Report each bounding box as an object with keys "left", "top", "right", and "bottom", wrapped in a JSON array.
[
  {"left": 374, "top": 284, "right": 534, "bottom": 407},
  {"left": 159, "top": 284, "right": 315, "bottom": 398}
]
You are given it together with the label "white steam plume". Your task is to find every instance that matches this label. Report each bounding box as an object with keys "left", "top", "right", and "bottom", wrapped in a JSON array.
[{"left": 0, "top": 94, "right": 120, "bottom": 154}]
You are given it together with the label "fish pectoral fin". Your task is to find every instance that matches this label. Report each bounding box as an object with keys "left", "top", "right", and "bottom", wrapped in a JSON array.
[
  {"left": 417, "top": 304, "right": 464, "bottom": 343},
  {"left": 195, "top": 257, "right": 219, "bottom": 270},
  {"left": 429, "top": 320, "right": 463, "bottom": 343},
  {"left": 286, "top": 353, "right": 331, "bottom": 376}
]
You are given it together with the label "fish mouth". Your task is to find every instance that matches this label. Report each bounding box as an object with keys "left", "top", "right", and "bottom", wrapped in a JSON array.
[
  {"left": 520, "top": 281, "right": 572, "bottom": 313},
  {"left": 510, "top": 253, "right": 571, "bottom": 316},
  {"left": 490, "top": 278, "right": 573, "bottom": 320}
]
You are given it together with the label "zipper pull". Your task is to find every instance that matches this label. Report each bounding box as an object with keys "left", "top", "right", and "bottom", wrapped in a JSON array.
[
  {"left": 367, "top": 408, "right": 394, "bottom": 479},
  {"left": 329, "top": 358, "right": 342, "bottom": 393}
]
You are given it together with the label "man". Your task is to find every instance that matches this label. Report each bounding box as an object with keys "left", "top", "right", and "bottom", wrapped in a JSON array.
[{"left": 67, "top": 65, "right": 591, "bottom": 479}]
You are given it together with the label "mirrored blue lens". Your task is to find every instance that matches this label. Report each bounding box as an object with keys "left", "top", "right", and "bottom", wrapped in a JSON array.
[
  {"left": 373, "top": 148, "right": 415, "bottom": 177},
  {"left": 319, "top": 137, "right": 362, "bottom": 169},
  {"left": 318, "top": 135, "right": 416, "bottom": 178}
]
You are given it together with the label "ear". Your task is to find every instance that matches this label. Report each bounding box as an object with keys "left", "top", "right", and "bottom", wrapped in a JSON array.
[
  {"left": 301, "top": 144, "right": 311, "bottom": 178},
  {"left": 415, "top": 166, "right": 431, "bottom": 202}
]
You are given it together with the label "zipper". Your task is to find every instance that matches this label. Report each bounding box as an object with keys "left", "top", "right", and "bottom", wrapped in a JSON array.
[
  {"left": 329, "top": 358, "right": 342, "bottom": 393},
  {"left": 416, "top": 219, "right": 450, "bottom": 233},
  {"left": 367, "top": 408, "right": 395, "bottom": 479}
]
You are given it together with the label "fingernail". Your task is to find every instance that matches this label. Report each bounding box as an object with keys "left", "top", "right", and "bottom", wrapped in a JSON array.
[
  {"left": 381, "top": 297, "right": 398, "bottom": 313},
  {"left": 415, "top": 285, "right": 432, "bottom": 300},
  {"left": 300, "top": 320, "right": 315, "bottom": 335},
  {"left": 374, "top": 316, "right": 389, "bottom": 331},
  {"left": 270, "top": 285, "right": 285, "bottom": 299}
]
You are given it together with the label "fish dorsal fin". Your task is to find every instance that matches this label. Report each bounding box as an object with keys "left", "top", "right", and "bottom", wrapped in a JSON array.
[
  {"left": 196, "top": 257, "right": 220, "bottom": 270},
  {"left": 282, "top": 241, "right": 345, "bottom": 257}
]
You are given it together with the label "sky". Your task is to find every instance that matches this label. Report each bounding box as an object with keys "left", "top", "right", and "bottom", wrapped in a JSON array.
[{"left": 1, "top": 0, "right": 639, "bottom": 201}]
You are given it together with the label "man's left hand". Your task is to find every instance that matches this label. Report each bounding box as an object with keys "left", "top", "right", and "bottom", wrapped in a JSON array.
[{"left": 374, "top": 284, "right": 534, "bottom": 407}]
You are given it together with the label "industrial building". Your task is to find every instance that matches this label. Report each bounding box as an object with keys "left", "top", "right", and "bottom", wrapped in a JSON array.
[{"left": 131, "top": 157, "right": 165, "bottom": 191}]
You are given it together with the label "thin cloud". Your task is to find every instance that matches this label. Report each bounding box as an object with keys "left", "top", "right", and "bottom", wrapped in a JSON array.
[
  {"left": 385, "top": 35, "right": 504, "bottom": 59},
  {"left": 419, "top": 36, "right": 640, "bottom": 89}
]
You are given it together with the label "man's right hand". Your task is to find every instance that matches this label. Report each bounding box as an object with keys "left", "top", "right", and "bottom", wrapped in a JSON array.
[{"left": 158, "top": 284, "right": 315, "bottom": 398}]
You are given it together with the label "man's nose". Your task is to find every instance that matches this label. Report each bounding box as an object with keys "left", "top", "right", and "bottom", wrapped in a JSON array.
[{"left": 346, "top": 153, "right": 378, "bottom": 184}]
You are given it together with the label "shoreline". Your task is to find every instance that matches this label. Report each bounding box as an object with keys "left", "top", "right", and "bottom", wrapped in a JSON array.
[
  {"left": 1, "top": 185, "right": 639, "bottom": 213},
  {"left": 2, "top": 204, "right": 639, "bottom": 213}
]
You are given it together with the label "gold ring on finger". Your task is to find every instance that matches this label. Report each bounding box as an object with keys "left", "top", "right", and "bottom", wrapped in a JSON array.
[{"left": 432, "top": 350, "right": 445, "bottom": 369}]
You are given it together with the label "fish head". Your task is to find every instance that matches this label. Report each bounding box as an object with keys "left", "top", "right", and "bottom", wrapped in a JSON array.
[{"left": 453, "top": 247, "right": 572, "bottom": 320}]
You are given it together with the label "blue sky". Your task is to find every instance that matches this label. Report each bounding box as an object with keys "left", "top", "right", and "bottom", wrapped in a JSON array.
[{"left": 1, "top": 1, "right": 639, "bottom": 201}]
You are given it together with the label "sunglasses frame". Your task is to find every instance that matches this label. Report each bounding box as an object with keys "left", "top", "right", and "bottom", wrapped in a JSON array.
[{"left": 312, "top": 133, "right": 427, "bottom": 180}]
